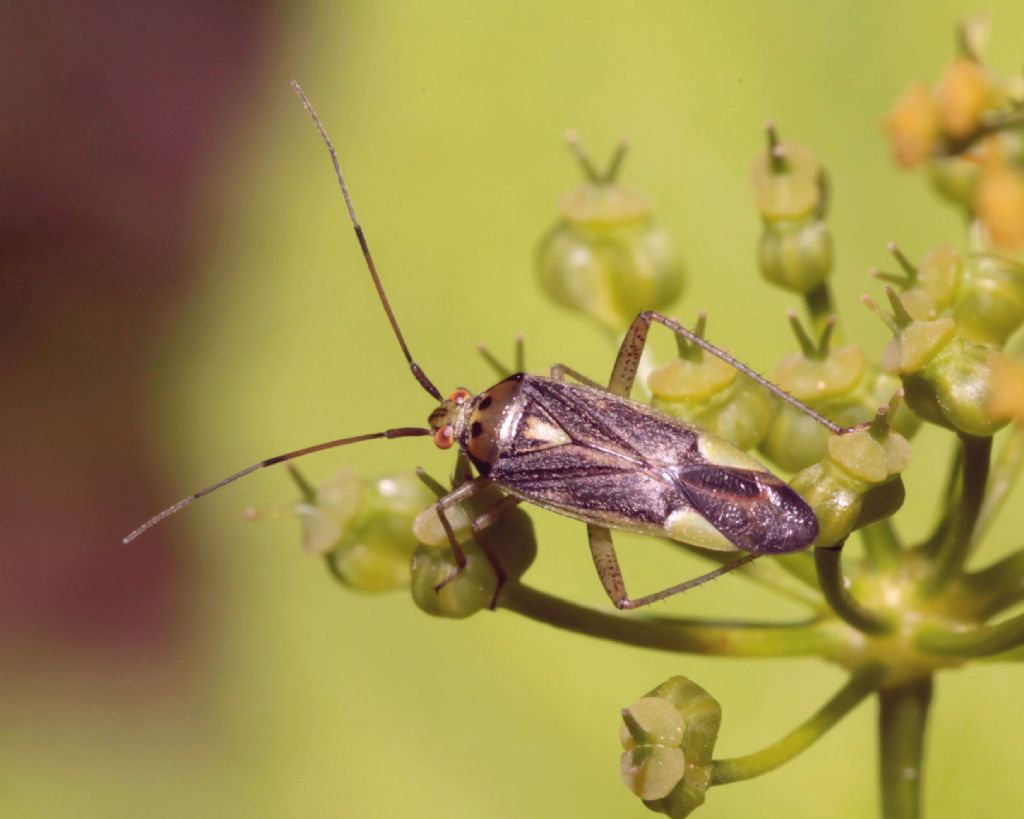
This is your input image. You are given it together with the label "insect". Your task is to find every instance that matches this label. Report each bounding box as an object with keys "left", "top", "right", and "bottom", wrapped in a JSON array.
[{"left": 125, "top": 82, "right": 846, "bottom": 609}]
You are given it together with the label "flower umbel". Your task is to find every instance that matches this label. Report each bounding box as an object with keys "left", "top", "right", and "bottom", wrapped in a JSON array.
[{"left": 258, "top": 20, "right": 1024, "bottom": 819}]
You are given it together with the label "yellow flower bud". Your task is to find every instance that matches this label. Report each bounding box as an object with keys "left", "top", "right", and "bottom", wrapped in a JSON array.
[
  {"left": 936, "top": 57, "right": 993, "bottom": 139},
  {"left": 885, "top": 81, "right": 941, "bottom": 168},
  {"left": 975, "top": 141, "right": 1024, "bottom": 250}
]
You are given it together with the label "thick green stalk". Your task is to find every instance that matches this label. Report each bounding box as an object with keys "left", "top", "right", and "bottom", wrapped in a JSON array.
[
  {"left": 975, "top": 426, "right": 1024, "bottom": 543},
  {"left": 878, "top": 677, "right": 933, "bottom": 819},
  {"left": 502, "top": 583, "right": 847, "bottom": 657},
  {"left": 710, "top": 664, "right": 885, "bottom": 784},
  {"left": 860, "top": 518, "right": 902, "bottom": 571},
  {"left": 964, "top": 549, "right": 1024, "bottom": 617},
  {"left": 924, "top": 435, "right": 993, "bottom": 594},
  {"left": 815, "top": 543, "right": 893, "bottom": 635},
  {"left": 804, "top": 283, "right": 836, "bottom": 338},
  {"left": 915, "top": 610, "right": 1024, "bottom": 658}
]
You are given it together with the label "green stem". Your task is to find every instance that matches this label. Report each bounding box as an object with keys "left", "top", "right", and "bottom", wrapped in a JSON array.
[
  {"left": 878, "top": 676, "right": 932, "bottom": 819},
  {"left": 804, "top": 282, "right": 837, "bottom": 338},
  {"left": 975, "top": 426, "right": 1024, "bottom": 543},
  {"left": 918, "top": 442, "right": 960, "bottom": 555},
  {"left": 815, "top": 543, "right": 893, "bottom": 635},
  {"left": 924, "top": 435, "right": 992, "bottom": 594},
  {"left": 860, "top": 518, "right": 902, "bottom": 570},
  {"left": 285, "top": 463, "right": 317, "bottom": 503},
  {"left": 915, "top": 610, "right": 1024, "bottom": 658},
  {"left": 964, "top": 549, "right": 1024, "bottom": 617},
  {"left": 501, "top": 583, "right": 847, "bottom": 657},
  {"left": 710, "top": 664, "right": 885, "bottom": 785},
  {"left": 977, "top": 644, "right": 1024, "bottom": 662}
]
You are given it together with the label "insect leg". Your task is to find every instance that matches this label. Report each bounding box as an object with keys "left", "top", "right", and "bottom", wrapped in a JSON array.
[
  {"left": 587, "top": 524, "right": 630, "bottom": 606},
  {"left": 478, "top": 333, "right": 527, "bottom": 379},
  {"left": 514, "top": 332, "right": 525, "bottom": 373},
  {"left": 433, "top": 478, "right": 519, "bottom": 607},
  {"left": 432, "top": 478, "right": 489, "bottom": 585},
  {"left": 469, "top": 494, "right": 522, "bottom": 607},
  {"left": 610, "top": 311, "right": 844, "bottom": 433},
  {"left": 550, "top": 363, "right": 603, "bottom": 389},
  {"left": 588, "top": 524, "right": 759, "bottom": 608}
]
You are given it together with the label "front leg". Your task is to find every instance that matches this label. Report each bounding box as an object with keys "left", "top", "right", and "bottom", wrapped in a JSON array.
[{"left": 433, "top": 477, "right": 519, "bottom": 608}]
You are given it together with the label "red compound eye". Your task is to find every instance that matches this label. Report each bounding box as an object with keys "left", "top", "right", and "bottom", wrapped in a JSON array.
[
  {"left": 449, "top": 389, "right": 472, "bottom": 405},
  {"left": 433, "top": 426, "right": 455, "bottom": 449}
]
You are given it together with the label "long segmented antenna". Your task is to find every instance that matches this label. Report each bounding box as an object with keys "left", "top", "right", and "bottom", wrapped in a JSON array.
[
  {"left": 291, "top": 81, "right": 442, "bottom": 402},
  {"left": 123, "top": 427, "right": 431, "bottom": 543}
]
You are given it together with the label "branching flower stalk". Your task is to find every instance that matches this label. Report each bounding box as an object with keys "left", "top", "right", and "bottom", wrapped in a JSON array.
[{"left": 257, "top": 19, "right": 1024, "bottom": 819}]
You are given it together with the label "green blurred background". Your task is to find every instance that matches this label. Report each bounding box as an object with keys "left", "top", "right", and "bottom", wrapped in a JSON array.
[{"left": 5, "top": 2, "right": 1024, "bottom": 817}]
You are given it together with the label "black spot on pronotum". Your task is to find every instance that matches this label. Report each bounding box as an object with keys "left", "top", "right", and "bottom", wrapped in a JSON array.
[
  {"left": 471, "top": 421, "right": 483, "bottom": 438},
  {"left": 478, "top": 395, "right": 493, "bottom": 410}
]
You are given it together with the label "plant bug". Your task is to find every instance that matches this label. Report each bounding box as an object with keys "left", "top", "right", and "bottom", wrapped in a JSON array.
[{"left": 124, "top": 82, "right": 847, "bottom": 609}]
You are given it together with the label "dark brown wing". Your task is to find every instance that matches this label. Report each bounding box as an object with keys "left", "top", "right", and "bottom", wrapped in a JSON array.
[
  {"left": 487, "top": 377, "right": 703, "bottom": 533},
  {"left": 672, "top": 465, "right": 818, "bottom": 553},
  {"left": 511, "top": 377, "right": 703, "bottom": 466},
  {"left": 490, "top": 441, "right": 679, "bottom": 532}
]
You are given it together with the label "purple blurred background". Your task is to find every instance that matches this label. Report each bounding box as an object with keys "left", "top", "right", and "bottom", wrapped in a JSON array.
[{"left": 1, "top": 0, "right": 276, "bottom": 689}]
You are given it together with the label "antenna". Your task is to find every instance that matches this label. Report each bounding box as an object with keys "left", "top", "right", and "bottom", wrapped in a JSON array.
[
  {"left": 291, "top": 81, "right": 442, "bottom": 402},
  {"left": 647, "top": 313, "right": 845, "bottom": 435},
  {"left": 123, "top": 427, "right": 431, "bottom": 543}
]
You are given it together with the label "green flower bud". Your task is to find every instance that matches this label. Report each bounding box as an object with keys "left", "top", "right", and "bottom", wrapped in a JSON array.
[
  {"left": 759, "top": 315, "right": 920, "bottom": 473},
  {"left": 410, "top": 477, "right": 536, "bottom": 618},
  {"left": 870, "top": 288, "right": 1009, "bottom": 436},
  {"left": 929, "top": 154, "right": 980, "bottom": 209},
  {"left": 751, "top": 128, "right": 823, "bottom": 219},
  {"left": 410, "top": 538, "right": 501, "bottom": 619},
  {"left": 648, "top": 314, "right": 776, "bottom": 450},
  {"left": 877, "top": 243, "right": 1024, "bottom": 346},
  {"left": 752, "top": 126, "right": 834, "bottom": 294},
  {"left": 956, "top": 253, "right": 1024, "bottom": 345},
  {"left": 536, "top": 133, "right": 684, "bottom": 331},
  {"left": 264, "top": 466, "right": 434, "bottom": 593},
  {"left": 758, "top": 218, "right": 834, "bottom": 294},
  {"left": 619, "top": 699, "right": 687, "bottom": 801},
  {"left": 620, "top": 677, "right": 722, "bottom": 818},
  {"left": 928, "top": 129, "right": 1022, "bottom": 211},
  {"left": 790, "top": 404, "right": 911, "bottom": 546}
]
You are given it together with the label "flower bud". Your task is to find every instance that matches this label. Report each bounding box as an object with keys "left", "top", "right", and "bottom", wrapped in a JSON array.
[
  {"left": 758, "top": 315, "right": 919, "bottom": 473},
  {"left": 537, "top": 133, "right": 684, "bottom": 331},
  {"left": 870, "top": 287, "right": 1009, "bottom": 436},
  {"left": 620, "top": 677, "right": 721, "bottom": 818},
  {"left": 877, "top": 243, "right": 1024, "bottom": 346},
  {"left": 411, "top": 478, "right": 536, "bottom": 618},
  {"left": 752, "top": 127, "right": 834, "bottom": 293},
  {"left": 975, "top": 140, "right": 1024, "bottom": 251},
  {"left": 988, "top": 351, "right": 1024, "bottom": 426},
  {"left": 929, "top": 154, "right": 980, "bottom": 209},
  {"left": 266, "top": 466, "right": 434, "bottom": 593},
  {"left": 648, "top": 315, "right": 777, "bottom": 450},
  {"left": 936, "top": 57, "right": 994, "bottom": 138},
  {"left": 956, "top": 253, "right": 1024, "bottom": 345},
  {"left": 790, "top": 403, "right": 911, "bottom": 546},
  {"left": 758, "top": 218, "right": 834, "bottom": 294},
  {"left": 884, "top": 81, "right": 941, "bottom": 168}
]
